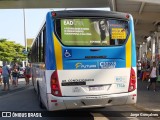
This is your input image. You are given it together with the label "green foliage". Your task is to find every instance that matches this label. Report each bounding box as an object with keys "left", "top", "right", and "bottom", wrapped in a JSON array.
[{"left": 0, "top": 39, "right": 26, "bottom": 62}]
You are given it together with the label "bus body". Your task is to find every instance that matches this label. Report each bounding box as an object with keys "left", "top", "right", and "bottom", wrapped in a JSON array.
[{"left": 30, "top": 10, "right": 137, "bottom": 111}]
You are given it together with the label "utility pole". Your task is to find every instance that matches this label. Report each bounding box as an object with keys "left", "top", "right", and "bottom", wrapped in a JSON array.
[{"left": 23, "top": 9, "right": 28, "bottom": 65}]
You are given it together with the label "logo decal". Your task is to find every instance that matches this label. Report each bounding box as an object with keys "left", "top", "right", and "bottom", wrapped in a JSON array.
[
  {"left": 115, "top": 76, "right": 127, "bottom": 82},
  {"left": 99, "top": 62, "right": 116, "bottom": 69},
  {"left": 75, "top": 63, "right": 82, "bottom": 69},
  {"left": 75, "top": 62, "right": 97, "bottom": 69},
  {"left": 117, "top": 83, "right": 125, "bottom": 88},
  {"left": 64, "top": 49, "right": 72, "bottom": 58}
]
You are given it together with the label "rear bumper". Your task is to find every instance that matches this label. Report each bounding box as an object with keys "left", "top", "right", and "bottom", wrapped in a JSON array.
[{"left": 47, "top": 91, "right": 137, "bottom": 111}]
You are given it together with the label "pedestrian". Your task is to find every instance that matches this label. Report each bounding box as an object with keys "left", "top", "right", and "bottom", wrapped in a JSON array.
[
  {"left": 12, "top": 63, "right": 20, "bottom": 84},
  {"left": 2, "top": 62, "right": 10, "bottom": 91},
  {"left": 0, "top": 66, "right": 2, "bottom": 86},
  {"left": 142, "top": 61, "right": 145, "bottom": 70},
  {"left": 147, "top": 62, "right": 158, "bottom": 92},
  {"left": 24, "top": 63, "right": 31, "bottom": 85},
  {"left": 137, "top": 60, "right": 142, "bottom": 79},
  {"left": 11, "top": 65, "right": 18, "bottom": 87},
  {"left": 147, "top": 61, "right": 150, "bottom": 70}
]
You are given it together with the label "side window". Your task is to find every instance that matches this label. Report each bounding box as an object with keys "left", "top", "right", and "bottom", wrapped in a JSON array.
[
  {"left": 36, "top": 38, "right": 39, "bottom": 62},
  {"left": 32, "top": 43, "right": 36, "bottom": 62},
  {"left": 39, "top": 34, "right": 42, "bottom": 62},
  {"left": 42, "top": 27, "right": 46, "bottom": 62},
  {"left": 30, "top": 24, "right": 46, "bottom": 63},
  {"left": 38, "top": 27, "right": 45, "bottom": 63}
]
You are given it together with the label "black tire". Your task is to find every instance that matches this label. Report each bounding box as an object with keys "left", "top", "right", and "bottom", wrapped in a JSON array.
[{"left": 37, "top": 84, "right": 45, "bottom": 109}]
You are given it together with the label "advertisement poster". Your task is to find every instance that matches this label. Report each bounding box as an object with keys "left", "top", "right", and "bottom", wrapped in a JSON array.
[
  {"left": 61, "top": 19, "right": 110, "bottom": 46},
  {"left": 111, "top": 28, "right": 126, "bottom": 39}
]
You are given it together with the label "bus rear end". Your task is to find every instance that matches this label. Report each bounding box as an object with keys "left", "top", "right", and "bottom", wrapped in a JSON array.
[{"left": 46, "top": 10, "right": 137, "bottom": 111}]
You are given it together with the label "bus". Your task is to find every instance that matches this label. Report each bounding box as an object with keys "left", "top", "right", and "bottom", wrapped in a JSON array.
[{"left": 29, "top": 10, "right": 137, "bottom": 111}]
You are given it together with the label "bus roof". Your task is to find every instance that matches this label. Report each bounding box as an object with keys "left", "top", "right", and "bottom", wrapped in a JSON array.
[{"left": 50, "top": 10, "right": 131, "bottom": 20}]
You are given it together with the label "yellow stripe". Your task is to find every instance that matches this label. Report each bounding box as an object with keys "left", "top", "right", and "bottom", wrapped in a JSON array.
[
  {"left": 53, "top": 34, "right": 63, "bottom": 70},
  {"left": 126, "top": 34, "right": 132, "bottom": 67}
]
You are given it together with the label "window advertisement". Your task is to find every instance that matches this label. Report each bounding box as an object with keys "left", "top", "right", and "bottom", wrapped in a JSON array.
[
  {"left": 60, "top": 19, "right": 110, "bottom": 46},
  {"left": 56, "top": 18, "right": 129, "bottom": 46},
  {"left": 109, "top": 20, "right": 128, "bottom": 45}
]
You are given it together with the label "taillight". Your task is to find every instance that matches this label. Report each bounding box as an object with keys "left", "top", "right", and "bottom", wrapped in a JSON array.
[
  {"left": 50, "top": 70, "right": 62, "bottom": 96},
  {"left": 126, "top": 14, "right": 130, "bottom": 19},
  {"left": 51, "top": 12, "right": 56, "bottom": 17},
  {"left": 128, "top": 68, "right": 136, "bottom": 92}
]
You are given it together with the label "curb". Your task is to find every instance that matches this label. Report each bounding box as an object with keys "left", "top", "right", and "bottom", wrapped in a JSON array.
[
  {"left": 135, "top": 104, "right": 160, "bottom": 112},
  {"left": 134, "top": 104, "right": 152, "bottom": 111},
  {"left": 134, "top": 104, "right": 160, "bottom": 119}
]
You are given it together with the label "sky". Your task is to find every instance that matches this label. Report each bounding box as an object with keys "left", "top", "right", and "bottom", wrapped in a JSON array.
[
  {"left": 0, "top": 9, "right": 51, "bottom": 46},
  {"left": 0, "top": 8, "right": 110, "bottom": 46}
]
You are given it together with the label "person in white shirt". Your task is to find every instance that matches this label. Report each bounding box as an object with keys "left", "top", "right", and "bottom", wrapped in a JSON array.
[{"left": 147, "top": 62, "right": 157, "bottom": 92}]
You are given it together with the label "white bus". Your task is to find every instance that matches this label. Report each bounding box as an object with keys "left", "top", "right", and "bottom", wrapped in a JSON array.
[{"left": 29, "top": 10, "right": 137, "bottom": 111}]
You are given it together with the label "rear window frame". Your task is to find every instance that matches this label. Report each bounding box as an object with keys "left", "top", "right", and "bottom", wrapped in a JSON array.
[{"left": 54, "top": 17, "right": 130, "bottom": 47}]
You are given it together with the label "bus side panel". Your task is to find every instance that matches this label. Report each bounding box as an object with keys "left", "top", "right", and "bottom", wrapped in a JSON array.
[
  {"left": 126, "top": 67, "right": 137, "bottom": 104},
  {"left": 46, "top": 13, "right": 56, "bottom": 70},
  {"left": 37, "top": 64, "right": 48, "bottom": 108},
  {"left": 130, "top": 15, "right": 136, "bottom": 67},
  {"left": 46, "top": 70, "right": 53, "bottom": 94},
  {"left": 32, "top": 64, "right": 48, "bottom": 108},
  {"left": 130, "top": 16, "right": 137, "bottom": 101},
  {"left": 125, "top": 33, "right": 131, "bottom": 68},
  {"left": 32, "top": 65, "right": 38, "bottom": 92},
  {"left": 125, "top": 15, "right": 137, "bottom": 104}
]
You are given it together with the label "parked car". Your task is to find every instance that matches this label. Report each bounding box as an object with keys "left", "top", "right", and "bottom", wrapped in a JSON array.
[{"left": 19, "top": 67, "right": 25, "bottom": 78}]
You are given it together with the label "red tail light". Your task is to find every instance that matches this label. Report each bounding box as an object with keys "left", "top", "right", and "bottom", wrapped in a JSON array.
[
  {"left": 128, "top": 68, "right": 136, "bottom": 92},
  {"left": 51, "top": 12, "right": 56, "bottom": 17},
  {"left": 126, "top": 14, "right": 130, "bottom": 19},
  {"left": 50, "top": 70, "right": 62, "bottom": 96}
]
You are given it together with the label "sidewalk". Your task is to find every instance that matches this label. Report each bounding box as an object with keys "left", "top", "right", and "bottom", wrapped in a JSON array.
[
  {"left": 136, "top": 79, "right": 160, "bottom": 111},
  {"left": 0, "top": 78, "right": 30, "bottom": 96}
]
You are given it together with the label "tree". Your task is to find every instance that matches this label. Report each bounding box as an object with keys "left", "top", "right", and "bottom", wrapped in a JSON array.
[{"left": 0, "top": 39, "right": 26, "bottom": 63}]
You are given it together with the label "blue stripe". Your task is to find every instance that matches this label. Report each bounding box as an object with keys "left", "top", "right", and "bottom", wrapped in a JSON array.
[
  {"left": 129, "top": 15, "right": 136, "bottom": 67},
  {"left": 62, "top": 46, "right": 126, "bottom": 70},
  {"left": 63, "top": 60, "right": 125, "bottom": 69},
  {"left": 46, "top": 12, "right": 56, "bottom": 70}
]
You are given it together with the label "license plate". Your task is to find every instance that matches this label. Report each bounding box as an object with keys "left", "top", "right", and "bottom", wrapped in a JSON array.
[{"left": 89, "top": 86, "right": 104, "bottom": 91}]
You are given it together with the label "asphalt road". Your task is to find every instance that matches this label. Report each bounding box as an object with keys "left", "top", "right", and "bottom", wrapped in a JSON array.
[{"left": 0, "top": 87, "right": 159, "bottom": 120}]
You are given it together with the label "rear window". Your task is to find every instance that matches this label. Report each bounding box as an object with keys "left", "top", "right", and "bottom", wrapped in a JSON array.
[{"left": 55, "top": 18, "right": 129, "bottom": 46}]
